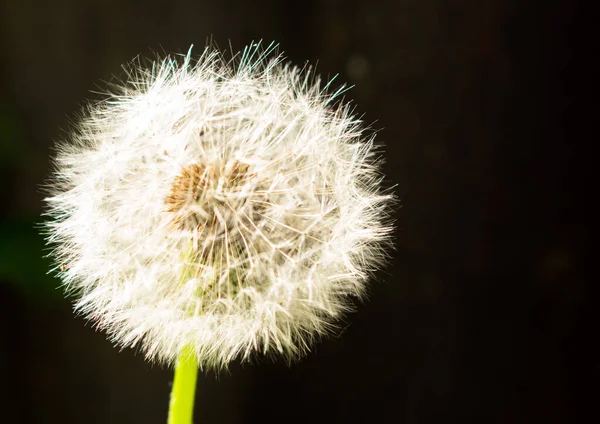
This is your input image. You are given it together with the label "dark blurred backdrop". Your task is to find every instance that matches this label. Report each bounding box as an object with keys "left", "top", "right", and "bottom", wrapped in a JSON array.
[{"left": 0, "top": 0, "right": 594, "bottom": 423}]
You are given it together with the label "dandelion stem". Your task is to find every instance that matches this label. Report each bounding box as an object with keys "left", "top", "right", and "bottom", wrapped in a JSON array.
[{"left": 168, "top": 346, "right": 198, "bottom": 424}]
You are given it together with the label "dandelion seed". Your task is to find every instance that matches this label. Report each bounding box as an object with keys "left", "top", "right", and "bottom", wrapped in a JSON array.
[{"left": 43, "top": 42, "right": 394, "bottom": 369}]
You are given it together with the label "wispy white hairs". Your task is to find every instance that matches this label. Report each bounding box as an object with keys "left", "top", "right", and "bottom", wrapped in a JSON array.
[{"left": 44, "top": 42, "right": 394, "bottom": 369}]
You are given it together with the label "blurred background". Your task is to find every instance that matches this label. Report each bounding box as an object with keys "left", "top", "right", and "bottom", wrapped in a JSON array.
[{"left": 0, "top": 0, "right": 594, "bottom": 422}]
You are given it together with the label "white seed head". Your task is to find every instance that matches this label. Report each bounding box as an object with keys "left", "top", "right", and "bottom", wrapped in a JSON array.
[{"left": 43, "top": 42, "right": 394, "bottom": 369}]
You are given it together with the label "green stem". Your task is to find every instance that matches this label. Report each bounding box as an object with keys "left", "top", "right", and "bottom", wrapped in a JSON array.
[{"left": 168, "top": 346, "right": 199, "bottom": 424}]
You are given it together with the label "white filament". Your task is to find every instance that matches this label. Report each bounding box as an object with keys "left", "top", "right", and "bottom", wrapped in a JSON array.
[{"left": 44, "top": 42, "right": 394, "bottom": 369}]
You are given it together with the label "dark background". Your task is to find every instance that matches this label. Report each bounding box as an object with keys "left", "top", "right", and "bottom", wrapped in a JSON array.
[{"left": 0, "top": 0, "right": 595, "bottom": 422}]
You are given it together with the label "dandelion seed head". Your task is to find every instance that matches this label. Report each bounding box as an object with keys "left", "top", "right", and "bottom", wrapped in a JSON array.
[{"left": 44, "top": 42, "right": 394, "bottom": 369}]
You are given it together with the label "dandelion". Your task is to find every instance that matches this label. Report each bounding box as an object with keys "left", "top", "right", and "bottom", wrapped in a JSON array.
[{"left": 44, "top": 42, "right": 392, "bottom": 380}]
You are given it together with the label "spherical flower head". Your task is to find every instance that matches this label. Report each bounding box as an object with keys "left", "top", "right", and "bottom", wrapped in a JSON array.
[{"left": 44, "top": 42, "right": 394, "bottom": 369}]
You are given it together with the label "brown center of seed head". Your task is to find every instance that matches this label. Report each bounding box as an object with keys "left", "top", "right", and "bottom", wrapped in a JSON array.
[{"left": 165, "top": 162, "right": 251, "bottom": 243}]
